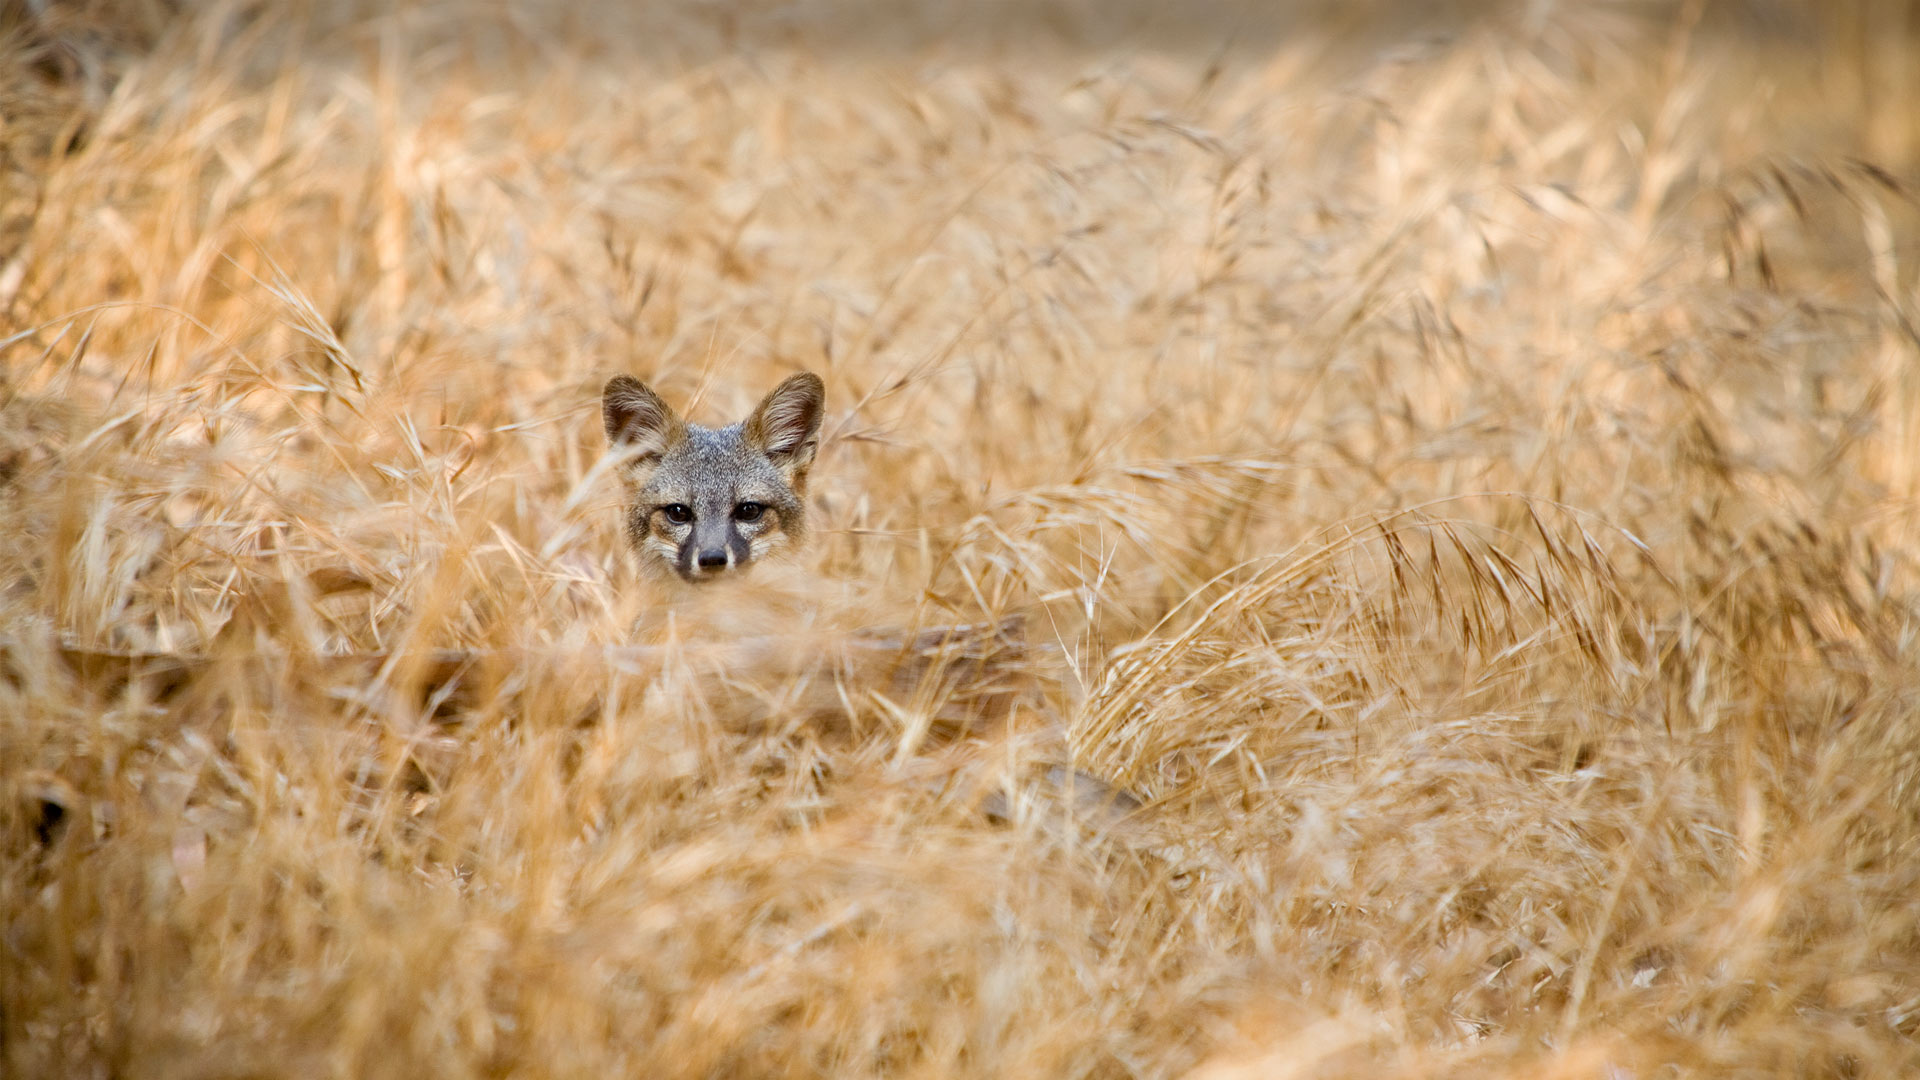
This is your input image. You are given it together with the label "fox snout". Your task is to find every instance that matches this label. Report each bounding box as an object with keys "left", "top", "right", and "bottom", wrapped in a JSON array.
[
  {"left": 602, "top": 372, "right": 826, "bottom": 584},
  {"left": 665, "top": 497, "right": 763, "bottom": 582}
]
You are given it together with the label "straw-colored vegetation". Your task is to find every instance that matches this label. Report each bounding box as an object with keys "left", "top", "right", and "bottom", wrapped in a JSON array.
[{"left": 6, "top": 1, "right": 1920, "bottom": 1076}]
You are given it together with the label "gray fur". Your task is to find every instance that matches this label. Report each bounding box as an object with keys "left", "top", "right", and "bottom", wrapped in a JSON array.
[{"left": 602, "top": 373, "right": 826, "bottom": 584}]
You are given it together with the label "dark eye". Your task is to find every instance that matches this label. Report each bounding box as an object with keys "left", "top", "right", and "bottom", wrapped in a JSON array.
[
  {"left": 733, "top": 502, "right": 765, "bottom": 523},
  {"left": 660, "top": 504, "right": 693, "bottom": 524}
]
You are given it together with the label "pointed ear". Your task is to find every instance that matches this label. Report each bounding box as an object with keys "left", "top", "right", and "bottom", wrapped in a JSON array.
[
  {"left": 602, "top": 375, "right": 684, "bottom": 464},
  {"left": 743, "top": 372, "right": 825, "bottom": 477}
]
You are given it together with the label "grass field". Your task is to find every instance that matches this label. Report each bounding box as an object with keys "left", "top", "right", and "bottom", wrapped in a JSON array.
[{"left": 5, "top": 1, "right": 1920, "bottom": 1076}]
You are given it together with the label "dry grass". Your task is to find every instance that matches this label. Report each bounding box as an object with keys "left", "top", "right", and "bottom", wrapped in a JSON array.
[{"left": 6, "top": 1, "right": 1920, "bottom": 1076}]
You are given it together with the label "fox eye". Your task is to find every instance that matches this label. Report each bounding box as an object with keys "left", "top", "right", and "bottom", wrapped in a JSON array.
[
  {"left": 659, "top": 504, "right": 693, "bottom": 524},
  {"left": 733, "top": 502, "right": 765, "bottom": 523}
]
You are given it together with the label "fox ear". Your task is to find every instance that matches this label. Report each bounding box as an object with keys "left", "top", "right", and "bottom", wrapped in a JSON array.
[
  {"left": 744, "top": 372, "right": 825, "bottom": 477},
  {"left": 603, "top": 375, "right": 684, "bottom": 463}
]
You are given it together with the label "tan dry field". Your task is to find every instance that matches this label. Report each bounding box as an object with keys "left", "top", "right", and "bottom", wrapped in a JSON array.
[{"left": 6, "top": 1, "right": 1920, "bottom": 1076}]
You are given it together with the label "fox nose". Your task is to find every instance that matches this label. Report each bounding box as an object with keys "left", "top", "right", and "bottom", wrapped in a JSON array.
[{"left": 696, "top": 549, "right": 729, "bottom": 570}]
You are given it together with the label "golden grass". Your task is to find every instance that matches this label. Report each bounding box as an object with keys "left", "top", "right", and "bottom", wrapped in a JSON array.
[{"left": 6, "top": 1, "right": 1920, "bottom": 1075}]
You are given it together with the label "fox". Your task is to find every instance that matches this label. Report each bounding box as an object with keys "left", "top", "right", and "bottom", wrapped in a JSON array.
[
  {"left": 596, "top": 371, "right": 1150, "bottom": 844},
  {"left": 601, "top": 371, "right": 826, "bottom": 584}
]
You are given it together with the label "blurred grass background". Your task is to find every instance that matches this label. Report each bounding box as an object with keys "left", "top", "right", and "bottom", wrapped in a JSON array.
[{"left": 4, "top": 1, "right": 1920, "bottom": 1076}]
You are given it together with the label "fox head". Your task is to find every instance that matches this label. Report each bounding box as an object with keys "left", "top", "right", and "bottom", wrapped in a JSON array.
[{"left": 602, "top": 372, "right": 826, "bottom": 584}]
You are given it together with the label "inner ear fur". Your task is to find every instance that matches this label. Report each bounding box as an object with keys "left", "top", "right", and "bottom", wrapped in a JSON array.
[
  {"left": 603, "top": 375, "right": 685, "bottom": 461},
  {"left": 744, "top": 372, "right": 826, "bottom": 470}
]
